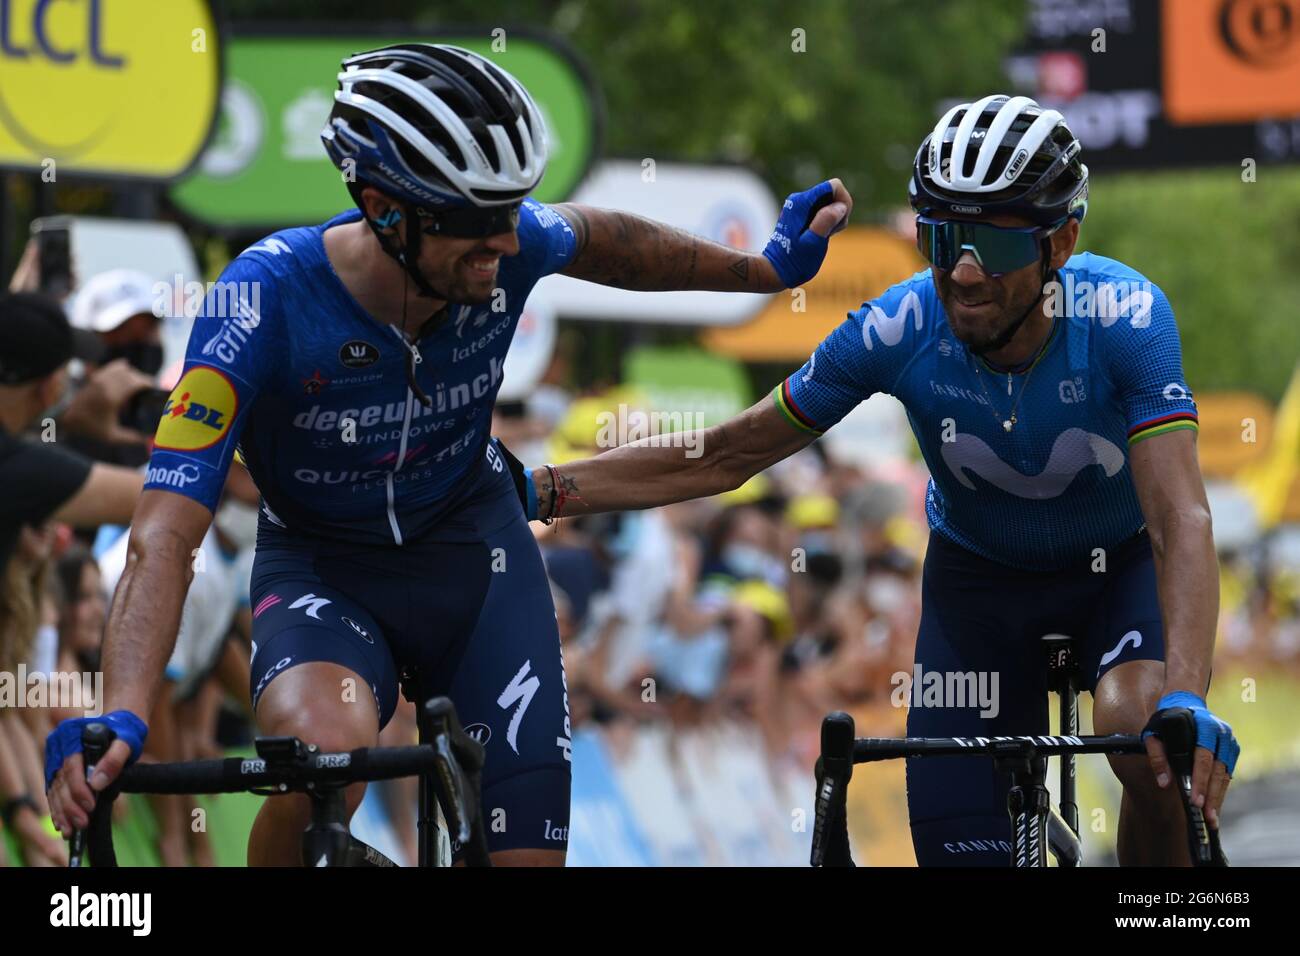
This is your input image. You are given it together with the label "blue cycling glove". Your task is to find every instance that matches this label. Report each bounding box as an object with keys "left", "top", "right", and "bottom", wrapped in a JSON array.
[
  {"left": 762, "top": 180, "right": 841, "bottom": 288},
  {"left": 45, "top": 710, "right": 148, "bottom": 791},
  {"left": 1143, "top": 691, "right": 1241, "bottom": 777}
]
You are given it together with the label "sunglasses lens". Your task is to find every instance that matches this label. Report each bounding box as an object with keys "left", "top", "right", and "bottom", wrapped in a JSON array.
[
  {"left": 917, "top": 219, "right": 1042, "bottom": 275},
  {"left": 422, "top": 203, "right": 521, "bottom": 238}
]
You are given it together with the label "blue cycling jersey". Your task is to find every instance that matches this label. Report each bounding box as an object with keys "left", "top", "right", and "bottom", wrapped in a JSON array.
[
  {"left": 145, "top": 199, "right": 578, "bottom": 545},
  {"left": 774, "top": 252, "right": 1199, "bottom": 571}
]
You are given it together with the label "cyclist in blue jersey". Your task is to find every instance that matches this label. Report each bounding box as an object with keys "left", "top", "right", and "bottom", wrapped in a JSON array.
[
  {"left": 525, "top": 95, "right": 1239, "bottom": 865},
  {"left": 44, "top": 43, "right": 852, "bottom": 865}
]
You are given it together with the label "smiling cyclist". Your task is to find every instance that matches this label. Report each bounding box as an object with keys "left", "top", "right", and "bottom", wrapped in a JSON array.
[
  {"left": 43, "top": 42, "right": 852, "bottom": 866},
  {"left": 523, "top": 94, "right": 1240, "bottom": 865}
]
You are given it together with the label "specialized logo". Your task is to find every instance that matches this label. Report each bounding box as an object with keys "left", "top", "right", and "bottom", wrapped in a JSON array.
[
  {"left": 245, "top": 238, "right": 292, "bottom": 257},
  {"left": 941, "top": 428, "right": 1126, "bottom": 498},
  {"left": 1097, "top": 630, "right": 1142, "bottom": 678},
  {"left": 464, "top": 723, "right": 492, "bottom": 746},
  {"left": 497, "top": 660, "right": 540, "bottom": 756},
  {"left": 339, "top": 340, "right": 380, "bottom": 368},
  {"left": 1162, "top": 382, "right": 1190, "bottom": 401},
  {"left": 862, "top": 290, "right": 924, "bottom": 351},
  {"left": 289, "top": 593, "right": 331, "bottom": 620},
  {"left": 154, "top": 367, "right": 237, "bottom": 451}
]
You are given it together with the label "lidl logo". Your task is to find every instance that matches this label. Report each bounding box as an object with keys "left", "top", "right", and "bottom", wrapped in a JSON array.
[{"left": 155, "top": 367, "right": 236, "bottom": 451}]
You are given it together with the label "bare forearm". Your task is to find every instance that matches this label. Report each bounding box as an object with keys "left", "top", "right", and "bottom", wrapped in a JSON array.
[
  {"left": 102, "top": 530, "right": 193, "bottom": 718},
  {"left": 530, "top": 394, "right": 813, "bottom": 519},
  {"left": 555, "top": 203, "right": 781, "bottom": 292},
  {"left": 534, "top": 432, "right": 733, "bottom": 517},
  {"left": 1149, "top": 511, "right": 1218, "bottom": 695}
]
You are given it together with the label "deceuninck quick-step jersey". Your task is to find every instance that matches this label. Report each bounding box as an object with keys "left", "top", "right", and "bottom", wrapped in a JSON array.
[
  {"left": 772, "top": 252, "right": 1199, "bottom": 571},
  {"left": 144, "top": 200, "right": 578, "bottom": 545}
]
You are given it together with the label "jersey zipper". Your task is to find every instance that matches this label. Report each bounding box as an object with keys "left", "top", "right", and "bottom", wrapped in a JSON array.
[{"left": 386, "top": 328, "right": 425, "bottom": 546}]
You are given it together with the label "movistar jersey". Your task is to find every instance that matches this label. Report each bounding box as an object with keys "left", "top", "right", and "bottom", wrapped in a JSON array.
[
  {"left": 144, "top": 200, "right": 578, "bottom": 545},
  {"left": 774, "top": 252, "right": 1199, "bottom": 571}
]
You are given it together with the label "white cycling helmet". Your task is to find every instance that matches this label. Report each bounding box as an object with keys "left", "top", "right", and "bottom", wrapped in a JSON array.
[
  {"left": 322, "top": 42, "right": 548, "bottom": 209},
  {"left": 909, "top": 94, "right": 1088, "bottom": 225}
]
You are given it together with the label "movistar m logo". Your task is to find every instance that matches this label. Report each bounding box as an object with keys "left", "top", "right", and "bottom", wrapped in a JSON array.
[
  {"left": 941, "top": 428, "right": 1125, "bottom": 499},
  {"left": 862, "top": 291, "right": 924, "bottom": 350}
]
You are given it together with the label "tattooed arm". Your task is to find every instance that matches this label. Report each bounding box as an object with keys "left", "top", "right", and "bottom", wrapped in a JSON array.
[
  {"left": 530, "top": 393, "right": 815, "bottom": 518},
  {"left": 551, "top": 202, "right": 785, "bottom": 293}
]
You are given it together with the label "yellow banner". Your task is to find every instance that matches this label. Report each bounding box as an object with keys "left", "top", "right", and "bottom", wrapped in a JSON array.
[
  {"left": 0, "top": 0, "right": 221, "bottom": 179},
  {"left": 703, "top": 226, "right": 924, "bottom": 362}
]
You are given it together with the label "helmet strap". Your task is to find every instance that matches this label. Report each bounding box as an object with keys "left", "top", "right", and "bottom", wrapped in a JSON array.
[{"left": 346, "top": 182, "right": 453, "bottom": 302}]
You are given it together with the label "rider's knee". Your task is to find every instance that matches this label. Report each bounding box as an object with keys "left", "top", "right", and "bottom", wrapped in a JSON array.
[
  {"left": 255, "top": 661, "right": 380, "bottom": 752},
  {"left": 1092, "top": 659, "right": 1162, "bottom": 738}
]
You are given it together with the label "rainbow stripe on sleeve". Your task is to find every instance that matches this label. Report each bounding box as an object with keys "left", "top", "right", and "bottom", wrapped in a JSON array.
[
  {"left": 1127, "top": 411, "right": 1198, "bottom": 446},
  {"left": 772, "top": 381, "right": 824, "bottom": 435}
]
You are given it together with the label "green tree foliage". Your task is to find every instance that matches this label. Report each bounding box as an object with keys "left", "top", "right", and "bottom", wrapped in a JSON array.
[
  {"left": 223, "top": 0, "right": 1297, "bottom": 398},
  {"left": 224, "top": 0, "right": 1024, "bottom": 207},
  {"left": 1082, "top": 167, "right": 1300, "bottom": 400}
]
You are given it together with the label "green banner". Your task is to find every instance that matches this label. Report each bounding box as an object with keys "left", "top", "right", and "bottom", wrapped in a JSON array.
[
  {"left": 170, "top": 31, "right": 600, "bottom": 228},
  {"left": 624, "top": 346, "right": 752, "bottom": 430}
]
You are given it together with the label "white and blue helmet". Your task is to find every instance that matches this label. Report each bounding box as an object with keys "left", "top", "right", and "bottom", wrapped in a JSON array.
[{"left": 322, "top": 43, "right": 549, "bottom": 210}]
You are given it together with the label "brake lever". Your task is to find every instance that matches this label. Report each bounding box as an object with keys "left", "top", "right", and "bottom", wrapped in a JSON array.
[
  {"left": 69, "top": 722, "right": 114, "bottom": 868},
  {"left": 1155, "top": 708, "right": 1228, "bottom": 867},
  {"left": 811, "top": 712, "right": 856, "bottom": 867}
]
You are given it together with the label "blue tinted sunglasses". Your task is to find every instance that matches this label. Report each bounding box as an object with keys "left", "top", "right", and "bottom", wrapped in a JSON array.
[{"left": 916, "top": 215, "right": 1064, "bottom": 277}]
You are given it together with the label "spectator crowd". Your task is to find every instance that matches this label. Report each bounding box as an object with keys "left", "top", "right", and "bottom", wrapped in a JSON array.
[{"left": 3, "top": 235, "right": 1298, "bottom": 866}]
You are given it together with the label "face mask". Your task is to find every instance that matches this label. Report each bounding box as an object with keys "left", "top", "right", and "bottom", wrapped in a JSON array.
[
  {"left": 214, "top": 498, "right": 259, "bottom": 552},
  {"left": 865, "top": 575, "right": 910, "bottom": 614},
  {"left": 800, "top": 532, "right": 835, "bottom": 556},
  {"left": 104, "top": 341, "right": 164, "bottom": 376},
  {"left": 723, "top": 543, "right": 773, "bottom": 581}
]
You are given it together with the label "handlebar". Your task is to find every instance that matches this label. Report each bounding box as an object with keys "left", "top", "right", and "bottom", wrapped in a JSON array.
[
  {"left": 69, "top": 696, "right": 491, "bottom": 868},
  {"left": 810, "top": 708, "right": 1228, "bottom": 867}
]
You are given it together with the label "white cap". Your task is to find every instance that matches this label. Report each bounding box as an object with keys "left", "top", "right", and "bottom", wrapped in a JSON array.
[{"left": 70, "top": 269, "right": 160, "bottom": 333}]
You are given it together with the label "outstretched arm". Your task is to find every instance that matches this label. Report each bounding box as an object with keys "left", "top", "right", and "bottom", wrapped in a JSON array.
[
  {"left": 530, "top": 393, "right": 815, "bottom": 518},
  {"left": 552, "top": 178, "right": 851, "bottom": 293}
]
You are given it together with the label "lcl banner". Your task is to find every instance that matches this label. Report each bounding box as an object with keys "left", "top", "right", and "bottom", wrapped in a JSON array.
[{"left": 1005, "top": 0, "right": 1300, "bottom": 170}]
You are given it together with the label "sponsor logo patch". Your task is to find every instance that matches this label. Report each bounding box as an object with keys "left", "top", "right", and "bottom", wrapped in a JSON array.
[
  {"left": 339, "top": 340, "right": 380, "bottom": 368},
  {"left": 154, "top": 367, "right": 237, "bottom": 451}
]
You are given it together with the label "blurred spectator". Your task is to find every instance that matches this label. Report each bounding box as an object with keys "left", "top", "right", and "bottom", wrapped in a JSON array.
[
  {"left": 65, "top": 269, "right": 166, "bottom": 468},
  {"left": 0, "top": 291, "right": 144, "bottom": 580}
]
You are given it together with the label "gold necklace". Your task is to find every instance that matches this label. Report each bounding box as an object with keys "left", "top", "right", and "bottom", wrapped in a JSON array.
[{"left": 972, "top": 318, "right": 1058, "bottom": 433}]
